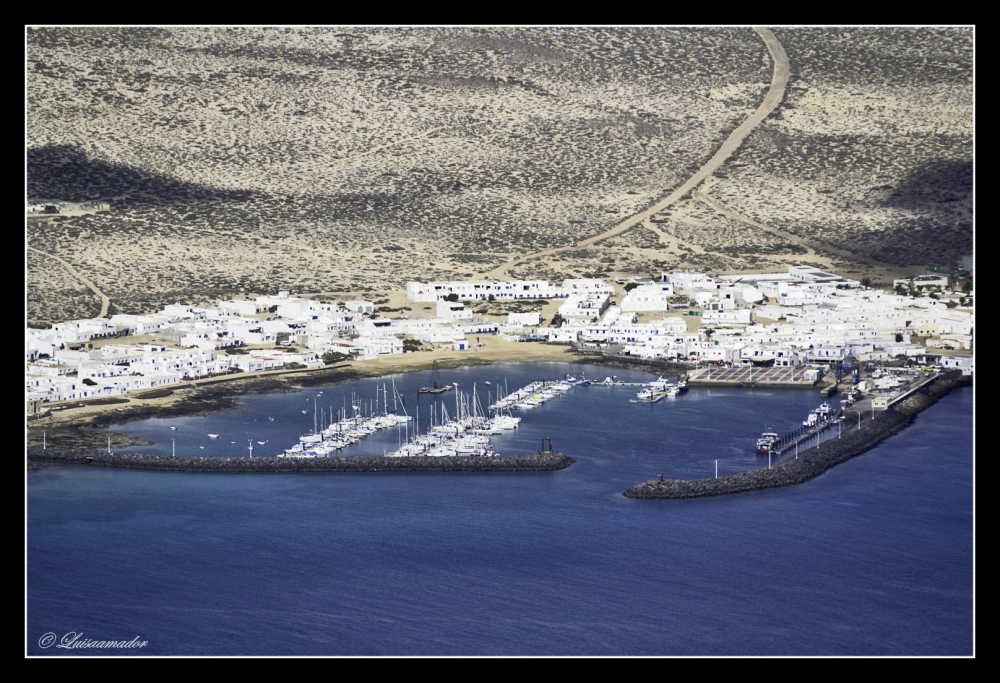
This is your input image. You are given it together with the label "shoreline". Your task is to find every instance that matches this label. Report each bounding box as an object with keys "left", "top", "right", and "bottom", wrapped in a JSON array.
[
  {"left": 28, "top": 350, "right": 971, "bottom": 491},
  {"left": 25, "top": 346, "right": 671, "bottom": 452},
  {"left": 623, "top": 370, "right": 973, "bottom": 500}
]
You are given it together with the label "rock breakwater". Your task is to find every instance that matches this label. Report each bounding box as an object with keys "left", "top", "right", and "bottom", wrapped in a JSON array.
[
  {"left": 26, "top": 449, "right": 575, "bottom": 474},
  {"left": 624, "top": 371, "right": 972, "bottom": 499}
]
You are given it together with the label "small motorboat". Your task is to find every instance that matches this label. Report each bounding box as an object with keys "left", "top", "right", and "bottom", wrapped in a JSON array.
[
  {"left": 169, "top": 426, "right": 177, "bottom": 431},
  {"left": 207, "top": 434, "right": 219, "bottom": 439}
]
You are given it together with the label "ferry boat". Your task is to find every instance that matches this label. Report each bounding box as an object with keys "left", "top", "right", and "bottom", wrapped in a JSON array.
[
  {"left": 804, "top": 402, "right": 833, "bottom": 426},
  {"left": 755, "top": 430, "right": 779, "bottom": 455}
]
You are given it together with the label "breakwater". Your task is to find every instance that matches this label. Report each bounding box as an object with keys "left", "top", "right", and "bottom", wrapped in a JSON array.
[
  {"left": 26, "top": 449, "right": 574, "bottom": 473},
  {"left": 624, "top": 371, "right": 972, "bottom": 500}
]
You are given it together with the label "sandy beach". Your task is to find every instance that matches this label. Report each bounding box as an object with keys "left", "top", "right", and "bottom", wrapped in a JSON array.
[{"left": 25, "top": 338, "right": 592, "bottom": 452}]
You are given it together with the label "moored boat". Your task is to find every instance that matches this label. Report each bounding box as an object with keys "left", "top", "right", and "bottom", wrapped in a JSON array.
[{"left": 755, "top": 430, "right": 779, "bottom": 455}]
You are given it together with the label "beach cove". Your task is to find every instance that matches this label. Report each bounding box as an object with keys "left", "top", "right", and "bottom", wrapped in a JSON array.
[{"left": 26, "top": 345, "right": 970, "bottom": 501}]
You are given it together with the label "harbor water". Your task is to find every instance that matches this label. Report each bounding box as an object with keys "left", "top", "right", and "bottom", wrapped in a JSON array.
[{"left": 27, "top": 362, "right": 973, "bottom": 656}]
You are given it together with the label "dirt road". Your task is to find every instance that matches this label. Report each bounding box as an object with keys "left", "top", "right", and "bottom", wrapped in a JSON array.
[
  {"left": 484, "top": 27, "right": 790, "bottom": 281},
  {"left": 27, "top": 245, "right": 111, "bottom": 319}
]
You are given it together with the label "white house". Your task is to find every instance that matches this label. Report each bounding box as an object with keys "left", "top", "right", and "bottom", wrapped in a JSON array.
[
  {"left": 161, "top": 304, "right": 207, "bottom": 321},
  {"left": 508, "top": 312, "right": 541, "bottom": 327},
  {"left": 407, "top": 279, "right": 554, "bottom": 303},
  {"left": 546, "top": 327, "right": 580, "bottom": 343},
  {"left": 437, "top": 300, "right": 473, "bottom": 321},
  {"left": 621, "top": 284, "right": 673, "bottom": 313},
  {"left": 217, "top": 300, "right": 260, "bottom": 317},
  {"left": 940, "top": 355, "right": 974, "bottom": 374},
  {"left": 558, "top": 293, "right": 610, "bottom": 321},
  {"left": 666, "top": 271, "right": 714, "bottom": 295},
  {"left": 52, "top": 319, "right": 118, "bottom": 343},
  {"left": 344, "top": 300, "right": 375, "bottom": 314},
  {"left": 701, "top": 309, "right": 754, "bottom": 326}
]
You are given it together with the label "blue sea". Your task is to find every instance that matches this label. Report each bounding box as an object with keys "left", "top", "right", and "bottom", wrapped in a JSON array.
[{"left": 27, "top": 363, "right": 974, "bottom": 656}]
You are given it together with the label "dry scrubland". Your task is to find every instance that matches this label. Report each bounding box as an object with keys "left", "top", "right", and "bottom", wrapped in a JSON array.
[
  {"left": 26, "top": 27, "right": 971, "bottom": 325},
  {"left": 702, "top": 28, "right": 973, "bottom": 273}
]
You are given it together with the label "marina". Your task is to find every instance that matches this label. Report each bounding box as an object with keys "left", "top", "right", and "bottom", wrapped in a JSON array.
[
  {"left": 100, "top": 362, "right": 832, "bottom": 480},
  {"left": 30, "top": 376, "right": 973, "bottom": 656}
]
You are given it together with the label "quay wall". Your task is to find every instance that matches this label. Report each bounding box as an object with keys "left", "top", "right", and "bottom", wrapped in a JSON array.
[
  {"left": 571, "top": 351, "right": 693, "bottom": 375},
  {"left": 623, "top": 371, "right": 972, "bottom": 500},
  {"left": 26, "top": 449, "right": 574, "bottom": 474}
]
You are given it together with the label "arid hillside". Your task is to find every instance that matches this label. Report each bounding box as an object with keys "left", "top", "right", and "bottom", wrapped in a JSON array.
[{"left": 26, "top": 26, "right": 972, "bottom": 325}]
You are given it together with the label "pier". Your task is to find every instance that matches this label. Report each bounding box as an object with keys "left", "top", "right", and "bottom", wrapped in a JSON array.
[{"left": 770, "top": 407, "right": 844, "bottom": 456}]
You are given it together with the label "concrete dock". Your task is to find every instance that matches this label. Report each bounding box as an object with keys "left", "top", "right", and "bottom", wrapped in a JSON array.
[{"left": 688, "top": 365, "right": 819, "bottom": 388}]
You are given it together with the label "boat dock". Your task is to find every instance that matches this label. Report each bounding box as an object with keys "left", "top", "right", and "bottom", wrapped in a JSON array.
[{"left": 770, "top": 408, "right": 845, "bottom": 456}]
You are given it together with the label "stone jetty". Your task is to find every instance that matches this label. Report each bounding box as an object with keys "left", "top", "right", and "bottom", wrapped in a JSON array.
[
  {"left": 26, "top": 449, "right": 574, "bottom": 474},
  {"left": 624, "top": 371, "right": 972, "bottom": 500}
]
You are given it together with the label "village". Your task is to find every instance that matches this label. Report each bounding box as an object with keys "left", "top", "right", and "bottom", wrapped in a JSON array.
[{"left": 25, "top": 263, "right": 973, "bottom": 414}]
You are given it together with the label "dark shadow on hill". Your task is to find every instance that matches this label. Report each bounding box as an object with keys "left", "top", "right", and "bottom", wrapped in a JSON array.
[
  {"left": 882, "top": 159, "right": 972, "bottom": 210},
  {"left": 27, "top": 145, "right": 253, "bottom": 205},
  {"left": 847, "top": 216, "right": 972, "bottom": 266}
]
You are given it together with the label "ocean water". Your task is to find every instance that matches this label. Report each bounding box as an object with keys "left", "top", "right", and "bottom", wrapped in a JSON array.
[{"left": 27, "top": 363, "right": 973, "bottom": 656}]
